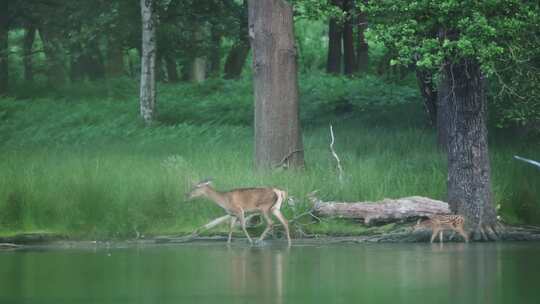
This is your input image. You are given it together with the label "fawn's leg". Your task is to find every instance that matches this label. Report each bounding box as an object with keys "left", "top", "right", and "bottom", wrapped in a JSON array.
[
  {"left": 258, "top": 211, "right": 274, "bottom": 243},
  {"left": 272, "top": 209, "right": 291, "bottom": 246},
  {"left": 439, "top": 230, "right": 444, "bottom": 244},
  {"left": 237, "top": 209, "right": 253, "bottom": 244},
  {"left": 430, "top": 228, "right": 439, "bottom": 243},
  {"left": 457, "top": 227, "right": 469, "bottom": 243},
  {"left": 227, "top": 217, "right": 236, "bottom": 243}
]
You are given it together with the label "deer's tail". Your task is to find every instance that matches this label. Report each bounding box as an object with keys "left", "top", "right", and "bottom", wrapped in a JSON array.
[{"left": 272, "top": 188, "right": 288, "bottom": 211}]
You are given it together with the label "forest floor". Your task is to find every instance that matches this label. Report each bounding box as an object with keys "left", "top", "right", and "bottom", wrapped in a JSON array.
[{"left": 1, "top": 75, "right": 539, "bottom": 240}]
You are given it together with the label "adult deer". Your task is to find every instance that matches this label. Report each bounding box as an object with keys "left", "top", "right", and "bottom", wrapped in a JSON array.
[{"left": 186, "top": 179, "right": 291, "bottom": 245}]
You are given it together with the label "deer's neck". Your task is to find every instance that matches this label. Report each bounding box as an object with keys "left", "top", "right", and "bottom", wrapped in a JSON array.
[{"left": 205, "top": 187, "right": 230, "bottom": 210}]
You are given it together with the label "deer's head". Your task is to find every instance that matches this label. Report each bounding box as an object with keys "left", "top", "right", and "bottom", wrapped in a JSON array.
[
  {"left": 186, "top": 179, "right": 213, "bottom": 200},
  {"left": 411, "top": 218, "right": 430, "bottom": 232}
]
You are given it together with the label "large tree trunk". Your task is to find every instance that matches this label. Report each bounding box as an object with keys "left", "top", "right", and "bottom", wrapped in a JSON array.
[
  {"left": 107, "top": 37, "right": 124, "bottom": 77},
  {"left": 23, "top": 24, "right": 36, "bottom": 83},
  {"left": 355, "top": 9, "right": 368, "bottom": 73},
  {"left": 326, "top": 11, "right": 342, "bottom": 74},
  {"left": 0, "top": 2, "right": 8, "bottom": 95},
  {"left": 249, "top": 0, "right": 304, "bottom": 169},
  {"left": 342, "top": 0, "right": 355, "bottom": 75},
  {"left": 38, "top": 27, "right": 66, "bottom": 87},
  {"left": 445, "top": 59, "right": 497, "bottom": 240},
  {"left": 140, "top": 0, "right": 157, "bottom": 125},
  {"left": 311, "top": 196, "right": 451, "bottom": 225},
  {"left": 224, "top": 0, "right": 250, "bottom": 79},
  {"left": 415, "top": 68, "right": 437, "bottom": 127}
]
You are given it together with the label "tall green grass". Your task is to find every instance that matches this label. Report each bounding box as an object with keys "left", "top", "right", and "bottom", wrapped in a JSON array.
[{"left": 1, "top": 75, "right": 539, "bottom": 239}]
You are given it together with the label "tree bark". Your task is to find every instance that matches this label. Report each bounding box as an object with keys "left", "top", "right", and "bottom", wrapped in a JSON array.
[
  {"left": 445, "top": 59, "right": 497, "bottom": 240},
  {"left": 38, "top": 26, "right": 66, "bottom": 87},
  {"left": 0, "top": 2, "right": 8, "bottom": 95},
  {"left": 140, "top": 0, "right": 157, "bottom": 125},
  {"left": 311, "top": 196, "right": 451, "bottom": 225},
  {"left": 224, "top": 0, "right": 250, "bottom": 79},
  {"left": 355, "top": 8, "right": 368, "bottom": 73},
  {"left": 326, "top": 8, "right": 342, "bottom": 74},
  {"left": 415, "top": 68, "right": 437, "bottom": 127},
  {"left": 342, "top": 0, "right": 355, "bottom": 75},
  {"left": 437, "top": 68, "right": 451, "bottom": 150},
  {"left": 249, "top": 0, "right": 304, "bottom": 170},
  {"left": 23, "top": 24, "right": 36, "bottom": 83}
]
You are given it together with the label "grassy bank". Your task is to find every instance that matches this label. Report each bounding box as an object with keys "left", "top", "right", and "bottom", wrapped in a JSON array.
[{"left": 1, "top": 75, "right": 539, "bottom": 239}]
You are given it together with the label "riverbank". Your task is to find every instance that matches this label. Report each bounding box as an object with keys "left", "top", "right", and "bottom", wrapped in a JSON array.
[{"left": 2, "top": 224, "right": 540, "bottom": 250}]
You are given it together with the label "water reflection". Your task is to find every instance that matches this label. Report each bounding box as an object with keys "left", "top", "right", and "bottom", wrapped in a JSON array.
[{"left": 0, "top": 242, "right": 539, "bottom": 304}]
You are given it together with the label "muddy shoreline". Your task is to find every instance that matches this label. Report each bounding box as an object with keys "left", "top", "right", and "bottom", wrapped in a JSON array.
[{"left": 2, "top": 224, "right": 540, "bottom": 251}]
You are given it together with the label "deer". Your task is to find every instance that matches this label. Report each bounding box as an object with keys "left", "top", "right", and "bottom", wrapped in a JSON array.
[
  {"left": 412, "top": 214, "right": 469, "bottom": 244},
  {"left": 186, "top": 179, "right": 292, "bottom": 245}
]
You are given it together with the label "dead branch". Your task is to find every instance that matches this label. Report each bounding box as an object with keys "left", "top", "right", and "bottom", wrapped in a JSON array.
[
  {"left": 329, "top": 124, "right": 344, "bottom": 183},
  {"left": 312, "top": 195, "right": 451, "bottom": 225},
  {"left": 514, "top": 155, "right": 540, "bottom": 169}
]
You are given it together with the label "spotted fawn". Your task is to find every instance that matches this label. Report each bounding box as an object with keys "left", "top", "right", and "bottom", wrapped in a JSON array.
[{"left": 413, "top": 215, "right": 469, "bottom": 243}]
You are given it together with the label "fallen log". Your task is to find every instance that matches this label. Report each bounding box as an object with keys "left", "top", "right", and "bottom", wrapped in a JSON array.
[{"left": 311, "top": 196, "right": 451, "bottom": 225}]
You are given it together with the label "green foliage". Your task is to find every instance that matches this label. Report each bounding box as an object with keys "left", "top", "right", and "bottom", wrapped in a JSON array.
[
  {"left": 1, "top": 76, "right": 538, "bottom": 238},
  {"left": 367, "top": 0, "right": 540, "bottom": 133}
]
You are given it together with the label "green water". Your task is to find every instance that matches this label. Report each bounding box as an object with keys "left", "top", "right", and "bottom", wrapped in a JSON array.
[{"left": 0, "top": 242, "right": 539, "bottom": 304}]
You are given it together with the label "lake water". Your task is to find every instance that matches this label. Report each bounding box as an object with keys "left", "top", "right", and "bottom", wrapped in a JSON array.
[{"left": 1, "top": 241, "right": 539, "bottom": 304}]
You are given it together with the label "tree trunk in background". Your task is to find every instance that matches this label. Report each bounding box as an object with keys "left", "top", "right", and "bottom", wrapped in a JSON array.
[
  {"left": 342, "top": 0, "right": 355, "bottom": 76},
  {"left": 445, "top": 59, "right": 497, "bottom": 240},
  {"left": 415, "top": 68, "right": 437, "bottom": 127},
  {"left": 326, "top": 11, "right": 342, "bottom": 74},
  {"left": 38, "top": 26, "right": 66, "bottom": 87},
  {"left": 181, "top": 61, "right": 191, "bottom": 81},
  {"left": 224, "top": 0, "right": 250, "bottom": 79},
  {"left": 0, "top": 2, "right": 8, "bottom": 95},
  {"left": 165, "top": 54, "right": 178, "bottom": 82},
  {"left": 84, "top": 40, "right": 106, "bottom": 80},
  {"left": 209, "top": 23, "right": 222, "bottom": 77},
  {"left": 355, "top": 9, "right": 368, "bottom": 73},
  {"left": 223, "top": 42, "right": 250, "bottom": 79},
  {"left": 190, "top": 57, "right": 206, "bottom": 83},
  {"left": 140, "top": 0, "right": 157, "bottom": 125},
  {"left": 69, "top": 41, "right": 85, "bottom": 82},
  {"left": 23, "top": 24, "right": 36, "bottom": 83},
  {"left": 249, "top": 0, "right": 304, "bottom": 170},
  {"left": 107, "top": 37, "right": 125, "bottom": 77}
]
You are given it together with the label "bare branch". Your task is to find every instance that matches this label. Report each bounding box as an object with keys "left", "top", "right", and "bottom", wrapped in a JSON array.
[
  {"left": 514, "top": 155, "right": 540, "bottom": 169},
  {"left": 329, "top": 124, "right": 344, "bottom": 183}
]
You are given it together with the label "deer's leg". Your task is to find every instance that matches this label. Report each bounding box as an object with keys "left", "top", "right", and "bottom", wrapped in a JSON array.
[
  {"left": 237, "top": 209, "right": 253, "bottom": 244},
  {"left": 228, "top": 217, "right": 237, "bottom": 243},
  {"left": 439, "top": 230, "right": 444, "bottom": 244},
  {"left": 258, "top": 211, "right": 274, "bottom": 243},
  {"left": 272, "top": 209, "right": 291, "bottom": 246}
]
